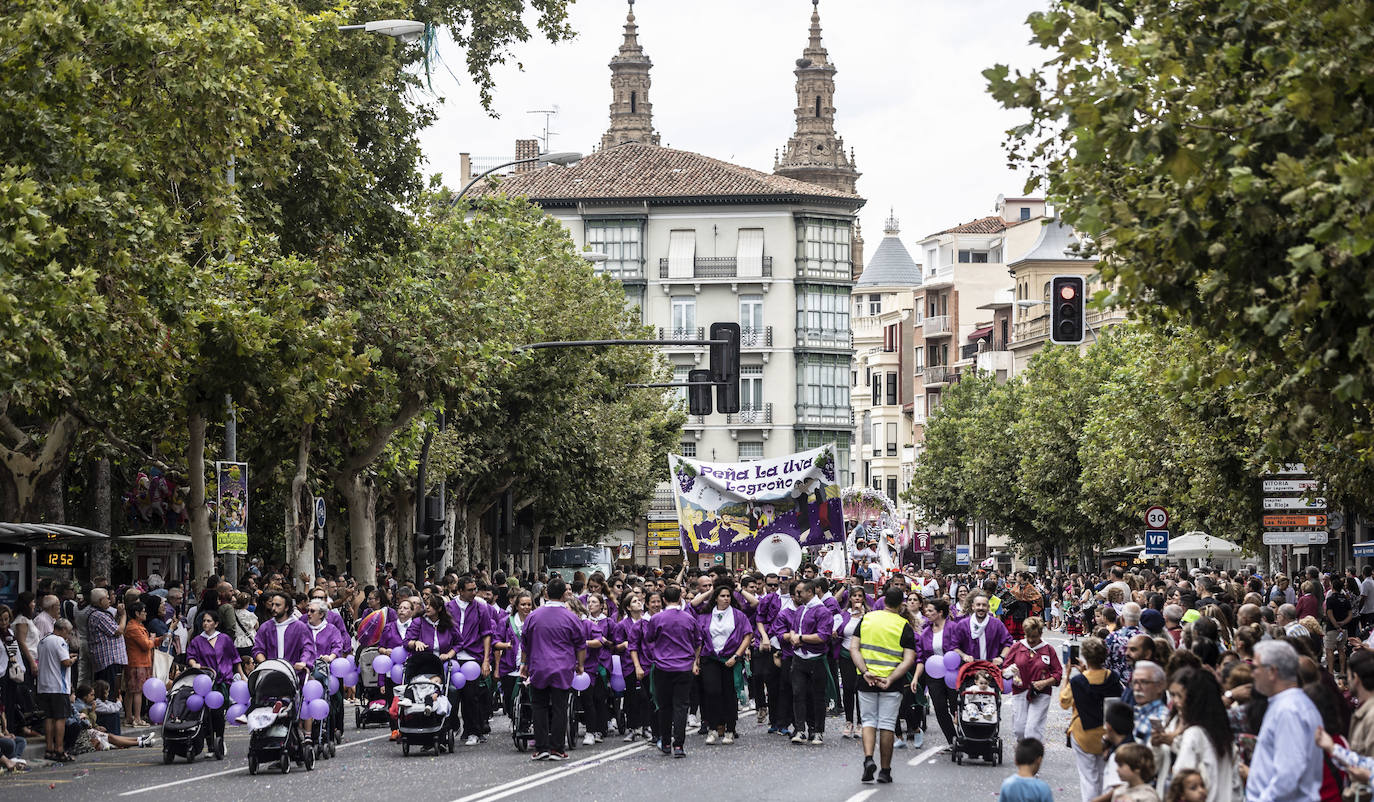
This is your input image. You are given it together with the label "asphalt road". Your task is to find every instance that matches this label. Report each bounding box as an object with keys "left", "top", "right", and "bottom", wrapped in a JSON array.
[{"left": 3, "top": 636, "right": 1085, "bottom": 802}]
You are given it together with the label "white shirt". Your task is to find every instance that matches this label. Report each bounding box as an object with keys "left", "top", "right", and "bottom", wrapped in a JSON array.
[
  {"left": 274, "top": 618, "right": 291, "bottom": 659},
  {"left": 841, "top": 614, "right": 862, "bottom": 651},
  {"left": 933, "top": 629, "right": 944, "bottom": 656},
  {"left": 708, "top": 607, "right": 736, "bottom": 654},
  {"left": 37, "top": 634, "right": 70, "bottom": 694},
  {"left": 1360, "top": 578, "right": 1374, "bottom": 615}
]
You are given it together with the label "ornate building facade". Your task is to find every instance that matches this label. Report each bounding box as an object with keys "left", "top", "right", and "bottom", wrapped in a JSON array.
[
  {"left": 599, "top": 0, "right": 661, "bottom": 151},
  {"left": 773, "top": 0, "right": 861, "bottom": 196}
]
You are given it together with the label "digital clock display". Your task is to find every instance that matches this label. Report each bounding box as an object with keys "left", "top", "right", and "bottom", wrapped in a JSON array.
[{"left": 40, "top": 551, "right": 76, "bottom": 567}]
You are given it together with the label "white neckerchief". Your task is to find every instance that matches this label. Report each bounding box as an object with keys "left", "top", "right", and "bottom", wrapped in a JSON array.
[
  {"left": 510, "top": 613, "right": 526, "bottom": 660},
  {"left": 310, "top": 620, "right": 328, "bottom": 636},
  {"left": 543, "top": 600, "right": 566, "bottom": 609},
  {"left": 424, "top": 616, "right": 440, "bottom": 650},
  {"left": 200, "top": 631, "right": 220, "bottom": 647},
  {"left": 780, "top": 594, "right": 796, "bottom": 612},
  {"left": 454, "top": 598, "right": 470, "bottom": 631},
  {"left": 803, "top": 596, "right": 822, "bottom": 610},
  {"left": 395, "top": 618, "right": 409, "bottom": 640}
]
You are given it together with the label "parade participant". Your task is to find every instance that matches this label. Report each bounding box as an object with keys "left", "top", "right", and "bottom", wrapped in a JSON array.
[
  {"left": 445, "top": 576, "right": 493, "bottom": 746},
  {"left": 378, "top": 597, "right": 415, "bottom": 656},
  {"left": 1006, "top": 617, "right": 1063, "bottom": 743},
  {"left": 768, "top": 579, "right": 800, "bottom": 736},
  {"left": 696, "top": 584, "right": 751, "bottom": 745},
  {"left": 405, "top": 596, "right": 460, "bottom": 662},
  {"left": 753, "top": 573, "right": 781, "bottom": 727},
  {"left": 788, "top": 579, "right": 832, "bottom": 745},
  {"left": 494, "top": 590, "right": 532, "bottom": 728},
  {"left": 185, "top": 610, "right": 244, "bottom": 744},
  {"left": 520, "top": 577, "right": 586, "bottom": 761},
  {"left": 252, "top": 590, "right": 318, "bottom": 679},
  {"left": 306, "top": 600, "right": 348, "bottom": 665},
  {"left": 643, "top": 585, "right": 700, "bottom": 758},
  {"left": 912, "top": 597, "right": 959, "bottom": 746},
  {"left": 838, "top": 590, "right": 867, "bottom": 739},
  {"left": 851, "top": 586, "right": 917, "bottom": 784},
  {"left": 954, "top": 592, "right": 1013, "bottom": 666},
  {"left": 578, "top": 593, "right": 612, "bottom": 746},
  {"left": 619, "top": 591, "right": 653, "bottom": 742}
]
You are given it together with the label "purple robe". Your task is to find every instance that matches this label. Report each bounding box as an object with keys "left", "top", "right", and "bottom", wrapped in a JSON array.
[
  {"left": 770, "top": 605, "right": 799, "bottom": 659},
  {"left": 378, "top": 616, "right": 411, "bottom": 651},
  {"left": 583, "top": 617, "right": 613, "bottom": 671},
  {"left": 444, "top": 598, "right": 491, "bottom": 659},
  {"left": 792, "top": 601, "right": 834, "bottom": 659},
  {"left": 251, "top": 617, "right": 318, "bottom": 670},
  {"left": 755, "top": 592, "right": 780, "bottom": 634},
  {"left": 309, "top": 621, "right": 349, "bottom": 662},
  {"left": 521, "top": 603, "right": 585, "bottom": 691},
  {"left": 948, "top": 614, "right": 1012, "bottom": 662},
  {"left": 405, "top": 616, "right": 460, "bottom": 655},
  {"left": 186, "top": 632, "right": 240, "bottom": 680},
  {"left": 497, "top": 613, "right": 527, "bottom": 675},
  {"left": 914, "top": 621, "right": 956, "bottom": 663},
  {"left": 696, "top": 606, "right": 752, "bottom": 659},
  {"left": 624, "top": 617, "right": 652, "bottom": 669},
  {"left": 642, "top": 606, "right": 700, "bottom": 672}
]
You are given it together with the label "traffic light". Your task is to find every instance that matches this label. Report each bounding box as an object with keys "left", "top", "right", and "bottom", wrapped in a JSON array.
[
  {"left": 687, "top": 369, "right": 713, "bottom": 416},
  {"left": 1049, "top": 274, "right": 1086, "bottom": 345},
  {"left": 710, "top": 322, "right": 740, "bottom": 414},
  {"left": 416, "top": 495, "right": 445, "bottom": 568}
]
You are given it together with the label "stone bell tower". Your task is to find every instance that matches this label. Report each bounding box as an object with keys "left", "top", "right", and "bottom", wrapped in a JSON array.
[
  {"left": 600, "top": 0, "right": 661, "bottom": 151},
  {"left": 774, "top": 0, "right": 860, "bottom": 195}
]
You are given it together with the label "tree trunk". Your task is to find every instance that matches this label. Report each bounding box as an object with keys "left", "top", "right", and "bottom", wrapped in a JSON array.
[
  {"left": 90, "top": 457, "right": 112, "bottom": 583},
  {"left": 186, "top": 411, "right": 215, "bottom": 583},
  {"left": 0, "top": 413, "right": 79, "bottom": 521},
  {"left": 394, "top": 485, "right": 415, "bottom": 585},
  {"left": 530, "top": 521, "right": 545, "bottom": 576},
  {"left": 336, "top": 471, "right": 378, "bottom": 583},
  {"left": 326, "top": 506, "right": 346, "bottom": 572},
  {"left": 285, "top": 425, "right": 313, "bottom": 590}
]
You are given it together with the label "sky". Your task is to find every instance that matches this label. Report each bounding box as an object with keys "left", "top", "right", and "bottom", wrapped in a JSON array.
[{"left": 416, "top": 0, "right": 1050, "bottom": 257}]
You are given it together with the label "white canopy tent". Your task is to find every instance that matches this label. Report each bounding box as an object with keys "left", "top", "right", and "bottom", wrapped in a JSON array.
[{"left": 1166, "top": 532, "right": 1249, "bottom": 560}]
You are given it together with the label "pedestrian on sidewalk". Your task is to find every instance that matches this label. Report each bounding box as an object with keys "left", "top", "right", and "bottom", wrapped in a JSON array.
[{"left": 852, "top": 586, "right": 916, "bottom": 785}]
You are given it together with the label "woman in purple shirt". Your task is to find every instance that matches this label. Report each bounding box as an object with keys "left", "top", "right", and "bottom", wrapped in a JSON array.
[
  {"left": 186, "top": 610, "right": 245, "bottom": 745},
  {"left": 615, "top": 591, "right": 651, "bottom": 742},
  {"left": 493, "top": 591, "right": 532, "bottom": 725},
  {"left": 579, "top": 594, "right": 613, "bottom": 746},
  {"left": 696, "top": 585, "right": 752, "bottom": 745},
  {"left": 405, "top": 596, "right": 460, "bottom": 660},
  {"left": 910, "top": 597, "right": 959, "bottom": 744}
]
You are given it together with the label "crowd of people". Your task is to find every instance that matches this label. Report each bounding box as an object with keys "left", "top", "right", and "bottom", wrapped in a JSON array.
[{"left": 8, "top": 554, "right": 1374, "bottom": 802}]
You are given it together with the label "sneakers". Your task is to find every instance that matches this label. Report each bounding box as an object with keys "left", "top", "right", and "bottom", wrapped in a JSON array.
[
  {"left": 704, "top": 731, "right": 717, "bottom": 745},
  {"left": 810, "top": 733, "right": 824, "bottom": 746},
  {"left": 861, "top": 759, "right": 877, "bottom": 783},
  {"left": 659, "top": 742, "right": 672, "bottom": 756},
  {"left": 688, "top": 714, "right": 700, "bottom": 728},
  {"left": 894, "top": 736, "right": 907, "bottom": 749},
  {"left": 531, "top": 751, "right": 550, "bottom": 761},
  {"left": 877, "top": 768, "right": 893, "bottom": 784},
  {"left": 623, "top": 731, "right": 638, "bottom": 743},
  {"left": 672, "top": 746, "right": 685, "bottom": 758},
  {"left": 583, "top": 733, "right": 595, "bottom": 746},
  {"left": 465, "top": 734, "right": 479, "bottom": 746},
  {"left": 389, "top": 730, "right": 400, "bottom": 742},
  {"left": 910, "top": 730, "right": 923, "bottom": 748},
  {"left": 791, "top": 732, "right": 808, "bottom": 745},
  {"left": 721, "top": 733, "right": 734, "bottom": 745},
  {"left": 756, "top": 707, "right": 767, "bottom": 724},
  {"left": 592, "top": 733, "right": 603, "bottom": 743},
  {"left": 136, "top": 733, "right": 158, "bottom": 748},
  {"left": 548, "top": 751, "right": 568, "bottom": 761},
  {"left": 477, "top": 734, "right": 488, "bottom": 744}
]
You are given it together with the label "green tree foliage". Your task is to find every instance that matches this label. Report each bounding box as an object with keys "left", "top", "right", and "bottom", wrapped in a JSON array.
[{"left": 986, "top": 0, "right": 1374, "bottom": 501}]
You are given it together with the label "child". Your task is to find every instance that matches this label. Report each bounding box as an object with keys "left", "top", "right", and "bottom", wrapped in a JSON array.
[
  {"left": 998, "top": 738, "right": 1054, "bottom": 802},
  {"left": 1166, "top": 769, "right": 1207, "bottom": 802},
  {"left": 962, "top": 671, "right": 998, "bottom": 723},
  {"left": 73, "top": 685, "right": 157, "bottom": 752},
  {"left": 1112, "top": 742, "right": 1161, "bottom": 801},
  {"left": 92, "top": 680, "right": 123, "bottom": 735}
]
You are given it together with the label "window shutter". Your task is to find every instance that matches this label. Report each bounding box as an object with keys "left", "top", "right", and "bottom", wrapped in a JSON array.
[
  {"left": 668, "top": 230, "right": 696, "bottom": 278},
  {"left": 736, "top": 228, "right": 764, "bottom": 277}
]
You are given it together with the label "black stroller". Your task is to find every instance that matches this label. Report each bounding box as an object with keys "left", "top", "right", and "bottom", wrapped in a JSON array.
[
  {"left": 245, "top": 659, "right": 314, "bottom": 774},
  {"left": 354, "top": 644, "right": 393, "bottom": 729},
  {"left": 161, "top": 668, "right": 225, "bottom": 763},
  {"left": 397, "top": 651, "right": 456, "bottom": 756},
  {"left": 949, "top": 660, "right": 1004, "bottom": 766},
  {"left": 310, "top": 658, "right": 343, "bottom": 760}
]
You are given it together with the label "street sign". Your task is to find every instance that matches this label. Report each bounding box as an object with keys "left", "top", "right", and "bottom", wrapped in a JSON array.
[
  {"left": 1262, "top": 514, "right": 1327, "bottom": 528},
  {"left": 1145, "top": 529, "right": 1169, "bottom": 556},
  {"left": 314, "top": 497, "right": 327, "bottom": 532},
  {"left": 955, "top": 545, "right": 971, "bottom": 566},
  {"left": 1263, "top": 531, "right": 1330, "bottom": 546},
  {"left": 1262, "top": 463, "right": 1308, "bottom": 475},
  {"left": 649, "top": 548, "right": 680, "bottom": 556},
  {"left": 1144, "top": 505, "right": 1169, "bottom": 529},
  {"left": 1262, "top": 479, "right": 1321, "bottom": 493},
  {"left": 1263, "top": 496, "right": 1327, "bottom": 510},
  {"left": 1354, "top": 542, "right": 1374, "bottom": 558}
]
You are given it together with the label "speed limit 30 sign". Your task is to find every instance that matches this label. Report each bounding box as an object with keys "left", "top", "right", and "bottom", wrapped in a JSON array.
[{"left": 1145, "top": 505, "right": 1169, "bottom": 529}]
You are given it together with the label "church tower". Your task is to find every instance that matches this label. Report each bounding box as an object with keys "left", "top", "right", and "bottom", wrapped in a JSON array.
[
  {"left": 600, "top": 0, "right": 660, "bottom": 151},
  {"left": 774, "top": 0, "right": 860, "bottom": 195}
]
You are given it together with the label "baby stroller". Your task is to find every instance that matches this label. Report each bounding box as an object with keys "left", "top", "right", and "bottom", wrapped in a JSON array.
[
  {"left": 310, "top": 657, "right": 343, "bottom": 760},
  {"left": 950, "top": 659, "right": 1004, "bottom": 766},
  {"left": 161, "top": 668, "right": 224, "bottom": 763},
  {"left": 245, "top": 659, "right": 314, "bottom": 774},
  {"left": 354, "top": 644, "right": 393, "bottom": 729},
  {"left": 397, "top": 651, "right": 456, "bottom": 756}
]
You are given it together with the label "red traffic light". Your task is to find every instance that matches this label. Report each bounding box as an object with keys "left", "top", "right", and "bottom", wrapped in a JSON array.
[{"left": 1059, "top": 284, "right": 1077, "bottom": 300}]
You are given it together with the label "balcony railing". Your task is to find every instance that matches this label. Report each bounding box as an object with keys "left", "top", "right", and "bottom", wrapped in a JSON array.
[
  {"left": 683, "top": 414, "right": 706, "bottom": 427},
  {"left": 923, "top": 315, "right": 952, "bottom": 337},
  {"left": 740, "top": 326, "right": 773, "bottom": 349},
  {"left": 726, "top": 403, "right": 773, "bottom": 425},
  {"left": 924, "top": 365, "right": 951, "bottom": 385},
  {"left": 658, "top": 326, "right": 705, "bottom": 344},
  {"left": 960, "top": 342, "right": 984, "bottom": 360},
  {"left": 795, "top": 405, "right": 855, "bottom": 427},
  {"left": 795, "top": 328, "right": 853, "bottom": 350},
  {"left": 659, "top": 256, "right": 773, "bottom": 280}
]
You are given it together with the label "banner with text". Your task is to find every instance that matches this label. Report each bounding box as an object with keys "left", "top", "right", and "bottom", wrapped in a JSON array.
[{"left": 669, "top": 444, "right": 844, "bottom": 554}]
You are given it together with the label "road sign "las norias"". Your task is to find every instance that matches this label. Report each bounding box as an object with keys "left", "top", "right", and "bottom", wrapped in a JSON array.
[{"left": 1262, "top": 514, "right": 1328, "bottom": 528}]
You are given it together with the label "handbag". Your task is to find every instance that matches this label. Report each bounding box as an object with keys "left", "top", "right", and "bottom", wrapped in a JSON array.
[
  {"left": 5, "top": 642, "right": 21, "bottom": 681},
  {"left": 152, "top": 645, "right": 175, "bottom": 682}
]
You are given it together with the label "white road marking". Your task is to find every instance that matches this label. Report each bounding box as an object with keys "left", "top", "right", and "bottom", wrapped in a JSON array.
[
  {"left": 906, "top": 743, "right": 946, "bottom": 766},
  {"left": 843, "top": 791, "right": 878, "bottom": 802},
  {"left": 449, "top": 742, "right": 650, "bottom": 802},
  {"left": 116, "top": 731, "right": 391, "bottom": 796}
]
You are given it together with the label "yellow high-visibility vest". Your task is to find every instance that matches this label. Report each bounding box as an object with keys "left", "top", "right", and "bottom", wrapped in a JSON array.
[{"left": 857, "top": 609, "right": 907, "bottom": 679}]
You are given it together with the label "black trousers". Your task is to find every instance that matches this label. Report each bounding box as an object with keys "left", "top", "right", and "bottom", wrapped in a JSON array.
[
  {"left": 653, "top": 668, "right": 693, "bottom": 748},
  {"left": 769, "top": 656, "right": 793, "bottom": 730},
  {"left": 458, "top": 677, "right": 485, "bottom": 736},
  {"left": 790, "top": 656, "right": 827, "bottom": 735},
  {"left": 923, "top": 674, "right": 957, "bottom": 743},
  {"left": 499, "top": 675, "right": 519, "bottom": 723},
  {"left": 623, "top": 672, "right": 650, "bottom": 730},
  {"left": 838, "top": 653, "right": 860, "bottom": 724},
  {"left": 530, "top": 685, "right": 570, "bottom": 753},
  {"left": 749, "top": 649, "right": 772, "bottom": 709},
  {"left": 579, "top": 673, "right": 610, "bottom": 736},
  {"left": 699, "top": 658, "right": 737, "bottom": 731}
]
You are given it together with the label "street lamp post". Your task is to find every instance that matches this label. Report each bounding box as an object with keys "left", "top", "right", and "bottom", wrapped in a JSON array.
[
  {"left": 220, "top": 18, "right": 425, "bottom": 585},
  {"left": 449, "top": 151, "right": 582, "bottom": 206}
]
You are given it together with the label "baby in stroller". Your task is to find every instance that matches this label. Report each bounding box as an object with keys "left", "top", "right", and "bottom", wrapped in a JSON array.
[
  {"left": 960, "top": 670, "right": 1000, "bottom": 724},
  {"left": 950, "top": 659, "right": 1006, "bottom": 766}
]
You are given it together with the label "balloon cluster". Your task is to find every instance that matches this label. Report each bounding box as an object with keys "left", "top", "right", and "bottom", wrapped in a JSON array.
[
  {"left": 331, "top": 655, "right": 360, "bottom": 688},
  {"left": 143, "top": 676, "right": 226, "bottom": 725},
  {"left": 227, "top": 680, "right": 250, "bottom": 724},
  {"left": 608, "top": 656, "right": 626, "bottom": 693},
  {"left": 300, "top": 680, "right": 331, "bottom": 720},
  {"left": 922, "top": 652, "right": 964, "bottom": 689}
]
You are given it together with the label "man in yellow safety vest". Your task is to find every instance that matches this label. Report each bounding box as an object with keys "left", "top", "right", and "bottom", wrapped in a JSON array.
[{"left": 849, "top": 586, "right": 918, "bottom": 784}]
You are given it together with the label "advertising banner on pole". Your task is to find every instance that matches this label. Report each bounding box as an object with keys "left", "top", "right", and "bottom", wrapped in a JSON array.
[
  {"left": 215, "top": 461, "right": 249, "bottom": 554},
  {"left": 669, "top": 444, "right": 843, "bottom": 554}
]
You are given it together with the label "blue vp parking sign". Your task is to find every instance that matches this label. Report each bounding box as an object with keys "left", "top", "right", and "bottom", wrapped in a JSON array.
[{"left": 1145, "top": 529, "right": 1169, "bottom": 556}]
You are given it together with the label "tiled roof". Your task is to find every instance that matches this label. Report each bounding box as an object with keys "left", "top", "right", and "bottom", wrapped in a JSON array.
[
  {"left": 472, "top": 143, "right": 862, "bottom": 203},
  {"left": 856, "top": 233, "right": 921, "bottom": 288},
  {"left": 928, "top": 215, "right": 1008, "bottom": 237}
]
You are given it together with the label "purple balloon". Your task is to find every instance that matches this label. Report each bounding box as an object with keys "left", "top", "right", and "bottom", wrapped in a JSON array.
[
  {"left": 944, "top": 672, "right": 959, "bottom": 690},
  {"left": 308, "top": 698, "right": 330, "bottom": 721},
  {"left": 331, "top": 657, "right": 351, "bottom": 678},
  {"left": 609, "top": 673, "right": 626, "bottom": 693},
  {"left": 226, "top": 703, "right": 246, "bottom": 724},
  {"left": 611, "top": 655, "right": 623, "bottom": 677},
  {"left": 148, "top": 701, "right": 168, "bottom": 724},
  {"left": 943, "top": 651, "right": 962, "bottom": 672},
  {"left": 229, "top": 680, "right": 250, "bottom": 706},
  {"left": 924, "top": 655, "right": 946, "bottom": 680},
  {"left": 206, "top": 691, "right": 225, "bottom": 710},
  {"left": 372, "top": 654, "right": 393, "bottom": 675},
  {"left": 389, "top": 664, "right": 404, "bottom": 684},
  {"left": 449, "top": 672, "right": 467, "bottom": 690},
  {"left": 328, "top": 676, "right": 340, "bottom": 695},
  {"left": 571, "top": 672, "right": 592, "bottom": 692},
  {"left": 192, "top": 674, "right": 213, "bottom": 697},
  {"left": 460, "top": 661, "right": 481, "bottom": 682},
  {"left": 142, "top": 677, "right": 166, "bottom": 704},
  {"left": 186, "top": 694, "right": 205, "bottom": 713},
  {"left": 391, "top": 647, "right": 407, "bottom": 665},
  {"left": 303, "top": 679, "right": 324, "bottom": 702},
  {"left": 344, "top": 671, "right": 359, "bottom": 687}
]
